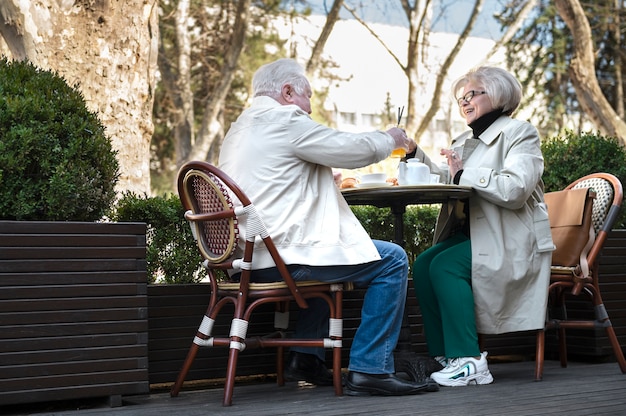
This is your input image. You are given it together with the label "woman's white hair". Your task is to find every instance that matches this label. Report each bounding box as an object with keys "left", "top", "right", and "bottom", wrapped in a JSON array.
[
  {"left": 253, "top": 58, "right": 310, "bottom": 99},
  {"left": 452, "top": 66, "right": 522, "bottom": 116}
]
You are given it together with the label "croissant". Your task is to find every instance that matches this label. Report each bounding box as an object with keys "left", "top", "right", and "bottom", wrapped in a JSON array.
[{"left": 340, "top": 177, "right": 358, "bottom": 189}]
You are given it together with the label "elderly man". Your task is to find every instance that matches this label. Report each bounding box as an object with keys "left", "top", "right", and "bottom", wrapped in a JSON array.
[{"left": 218, "top": 58, "right": 433, "bottom": 396}]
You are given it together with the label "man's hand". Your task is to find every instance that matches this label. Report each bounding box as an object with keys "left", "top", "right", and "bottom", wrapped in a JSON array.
[{"left": 386, "top": 127, "right": 417, "bottom": 154}]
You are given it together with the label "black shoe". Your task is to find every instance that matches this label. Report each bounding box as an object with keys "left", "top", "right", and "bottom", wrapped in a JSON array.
[
  {"left": 394, "top": 351, "right": 444, "bottom": 387},
  {"left": 344, "top": 371, "right": 435, "bottom": 396},
  {"left": 285, "top": 351, "right": 333, "bottom": 386}
]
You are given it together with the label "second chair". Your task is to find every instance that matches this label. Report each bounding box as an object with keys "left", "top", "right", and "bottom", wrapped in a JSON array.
[{"left": 535, "top": 172, "right": 626, "bottom": 380}]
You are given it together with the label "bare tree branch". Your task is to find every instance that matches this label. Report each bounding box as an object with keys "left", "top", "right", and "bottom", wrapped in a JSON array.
[
  {"left": 306, "top": 0, "right": 344, "bottom": 75},
  {"left": 480, "top": 0, "right": 538, "bottom": 65}
]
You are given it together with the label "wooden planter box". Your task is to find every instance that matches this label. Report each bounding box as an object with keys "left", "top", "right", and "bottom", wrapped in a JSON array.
[{"left": 0, "top": 221, "right": 149, "bottom": 406}]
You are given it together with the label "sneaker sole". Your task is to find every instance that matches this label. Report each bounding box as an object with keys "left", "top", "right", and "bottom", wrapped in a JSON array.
[{"left": 432, "top": 370, "right": 494, "bottom": 387}]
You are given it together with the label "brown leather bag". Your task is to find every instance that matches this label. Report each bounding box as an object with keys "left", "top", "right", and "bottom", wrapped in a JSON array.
[{"left": 544, "top": 187, "right": 595, "bottom": 274}]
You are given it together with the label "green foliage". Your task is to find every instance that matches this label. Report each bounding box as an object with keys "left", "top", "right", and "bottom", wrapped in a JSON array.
[
  {"left": 500, "top": 0, "right": 625, "bottom": 138},
  {"left": 111, "top": 193, "right": 207, "bottom": 284},
  {"left": 0, "top": 58, "right": 119, "bottom": 221},
  {"left": 541, "top": 130, "right": 626, "bottom": 228},
  {"left": 151, "top": 0, "right": 289, "bottom": 194},
  {"left": 351, "top": 204, "right": 439, "bottom": 268},
  {"left": 109, "top": 192, "right": 438, "bottom": 284}
]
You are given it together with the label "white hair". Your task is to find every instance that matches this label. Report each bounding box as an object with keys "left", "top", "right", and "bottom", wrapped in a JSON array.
[
  {"left": 252, "top": 58, "right": 310, "bottom": 99},
  {"left": 452, "top": 66, "right": 522, "bottom": 116}
]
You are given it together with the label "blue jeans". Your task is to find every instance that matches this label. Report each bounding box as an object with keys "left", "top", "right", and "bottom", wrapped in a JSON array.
[{"left": 249, "top": 240, "right": 408, "bottom": 374}]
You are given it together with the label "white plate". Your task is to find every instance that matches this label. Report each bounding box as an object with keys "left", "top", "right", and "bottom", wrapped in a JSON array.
[{"left": 356, "top": 182, "right": 393, "bottom": 188}]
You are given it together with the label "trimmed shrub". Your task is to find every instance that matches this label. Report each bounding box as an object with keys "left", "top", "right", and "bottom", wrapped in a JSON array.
[
  {"left": 351, "top": 204, "right": 439, "bottom": 267},
  {"left": 541, "top": 130, "right": 626, "bottom": 228},
  {"left": 0, "top": 58, "right": 119, "bottom": 221},
  {"left": 110, "top": 192, "right": 207, "bottom": 284}
]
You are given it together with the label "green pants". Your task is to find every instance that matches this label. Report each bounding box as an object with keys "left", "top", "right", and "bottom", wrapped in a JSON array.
[{"left": 412, "top": 233, "right": 480, "bottom": 358}]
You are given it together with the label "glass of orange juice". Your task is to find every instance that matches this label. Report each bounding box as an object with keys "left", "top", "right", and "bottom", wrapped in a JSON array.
[{"left": 390, "top": 147, "right": 406, "bottom": 158}]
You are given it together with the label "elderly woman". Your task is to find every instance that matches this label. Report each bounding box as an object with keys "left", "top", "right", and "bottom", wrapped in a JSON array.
[{"left": 411, "top": 66, "right": 554, "bottom": 386}]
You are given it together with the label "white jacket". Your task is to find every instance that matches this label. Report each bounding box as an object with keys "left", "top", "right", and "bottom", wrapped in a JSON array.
[{"left": 218, "top": 96, "right": 395, "bottom": 270}]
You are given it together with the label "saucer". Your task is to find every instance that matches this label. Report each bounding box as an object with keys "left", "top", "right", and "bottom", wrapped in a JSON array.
[{"left": 356, "top": 182, "right": 393, "bottom": 188}]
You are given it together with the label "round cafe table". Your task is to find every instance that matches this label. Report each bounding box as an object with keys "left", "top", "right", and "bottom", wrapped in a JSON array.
[{"left": 341, "top": 183, "right": 473, "bottom": 246}]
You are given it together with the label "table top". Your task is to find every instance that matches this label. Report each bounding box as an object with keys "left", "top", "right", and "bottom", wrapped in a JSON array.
[{"left": 341, "top": 184, "right": 473, "bottom": 208}]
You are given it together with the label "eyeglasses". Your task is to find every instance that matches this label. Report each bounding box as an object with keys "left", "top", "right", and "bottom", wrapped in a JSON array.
[{"left": 457, "top": 90, "right": 487, "bottom": 106}]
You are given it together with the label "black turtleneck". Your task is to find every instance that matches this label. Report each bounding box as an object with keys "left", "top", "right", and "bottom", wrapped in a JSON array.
[{"left": 469, "top": 109, "right": 504, "bottom": 139}]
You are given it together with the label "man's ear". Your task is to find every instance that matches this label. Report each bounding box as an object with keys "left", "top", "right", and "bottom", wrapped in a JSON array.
[{"left": 281, "top": 84, "right": 294, "bottom": 103}]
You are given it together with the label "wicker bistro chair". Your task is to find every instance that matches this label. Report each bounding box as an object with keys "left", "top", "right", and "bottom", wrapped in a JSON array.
[
  {"left": 535, "top": 172, "right": 626, "bottom": 380},
  {"left": 170, "top": 161, "right": 349, "bottom": 406}
]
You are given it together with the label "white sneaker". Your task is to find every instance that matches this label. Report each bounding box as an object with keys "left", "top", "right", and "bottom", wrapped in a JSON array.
[{"left": 430, "top": 351, "right": 494, "bottom": 387}]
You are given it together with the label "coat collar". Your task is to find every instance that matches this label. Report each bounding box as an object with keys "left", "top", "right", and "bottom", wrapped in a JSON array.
[
  {"left": 476, "top": 115, "right": 512, "bottom": 145},
  {"left": 450, "top": 115, "right": 512, "bottom": 161}
]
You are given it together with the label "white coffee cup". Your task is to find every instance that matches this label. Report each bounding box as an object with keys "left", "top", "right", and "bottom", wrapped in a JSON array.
[{"left": 360, "top": 173, "right": 387, "bottom": 184}]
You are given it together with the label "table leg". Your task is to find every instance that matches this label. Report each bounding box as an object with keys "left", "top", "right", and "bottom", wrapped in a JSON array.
[
  {"left": 391, "top": 204, "right": 406, "bottom": 247},
  {"left": 390, "top": 204, "right": 412, "bottom": 352}
]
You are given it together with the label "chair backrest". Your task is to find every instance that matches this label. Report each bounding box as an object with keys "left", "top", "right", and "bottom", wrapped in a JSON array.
[
  {"left": 179, "top": 165, "right": 240, "bottom": 264},
  {"left": 566, "top": 173, "right": 623, "bottom": 236},
  {"left": 563, "top": 173, "right": 623, "bottom": 272},
  {"left": 177, "top": 161, "right": 309, "bottom": 308}
]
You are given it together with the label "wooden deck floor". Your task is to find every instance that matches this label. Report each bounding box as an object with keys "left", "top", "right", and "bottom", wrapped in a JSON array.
[{"left": 5, "top": 359, "right": 626, "bottom": 416}]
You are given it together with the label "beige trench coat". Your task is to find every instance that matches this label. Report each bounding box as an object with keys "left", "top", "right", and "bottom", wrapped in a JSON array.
[{"left": 419, "top": 116, "right": 554, "bottom": 334}]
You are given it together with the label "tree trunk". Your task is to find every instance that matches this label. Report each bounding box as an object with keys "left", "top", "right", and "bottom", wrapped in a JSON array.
[
  {"left": 174, "top": 0, "right": 195, "bottom": 165},
  {"left": 0, "top": 0, "right": 158, "bottom": 193},
  {"left": 0, "top": 0, "right": 158, "bottom": 195},
  {"left": 413, "top": 0, "right": 483, "bottom": 141},
  {"left": 306, "top": 0, "right": 344, "bottom": 76},
  {"left": 188, "top": 0, "right": 251, "bottom": 165},
  {"left": 613, "top": 0, "right": 624, "bottom": 119},
  {"left": 554, "top": 0, "right": 626, "bottom": 144},
  {"left": 403, "top": 0, "right": 429, "bottom": 137}
]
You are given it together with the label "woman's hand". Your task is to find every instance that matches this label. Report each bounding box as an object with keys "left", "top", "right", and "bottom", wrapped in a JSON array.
[{"left": 441, "top": 148, "right": 463, "bottom": 179}]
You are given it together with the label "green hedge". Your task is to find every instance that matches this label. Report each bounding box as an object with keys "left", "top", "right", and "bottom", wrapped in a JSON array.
[
  {"left": 541, "top": 130, "right": 626, "bottom": 229},
  {"left": 351, "top": 205, "right": 439, "bottom": 267},
  {"left": 110, "top": 192, "right": 207, "bottom": 284},
  {"left": 110, "top": 192, "right": 438, "bottom": 283}
]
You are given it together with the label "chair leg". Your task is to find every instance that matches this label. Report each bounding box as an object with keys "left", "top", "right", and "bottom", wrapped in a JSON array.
[
  {"left": 276, "top": 346, "right": 285, "bottom": 386},
  {"left": 534, "top": 329, "right": 545, "bottom": 381},
  {"left": 558, "top": 327, "right": 568, "bottom": 368},
  {"left": 333, "top": 288, "right": 344, "bottom": 396},
  {"left": 605, "top": 326, "right": 626, "bottom": 374},
  {"left": 332, "top": 343, "right": 343, "bottom": 396},
  {"left": 223, "top": 345, "right": 242, "bottom": 407},
  {"left": 170, "top": 343, "right": 200, "bottom": 397}
]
